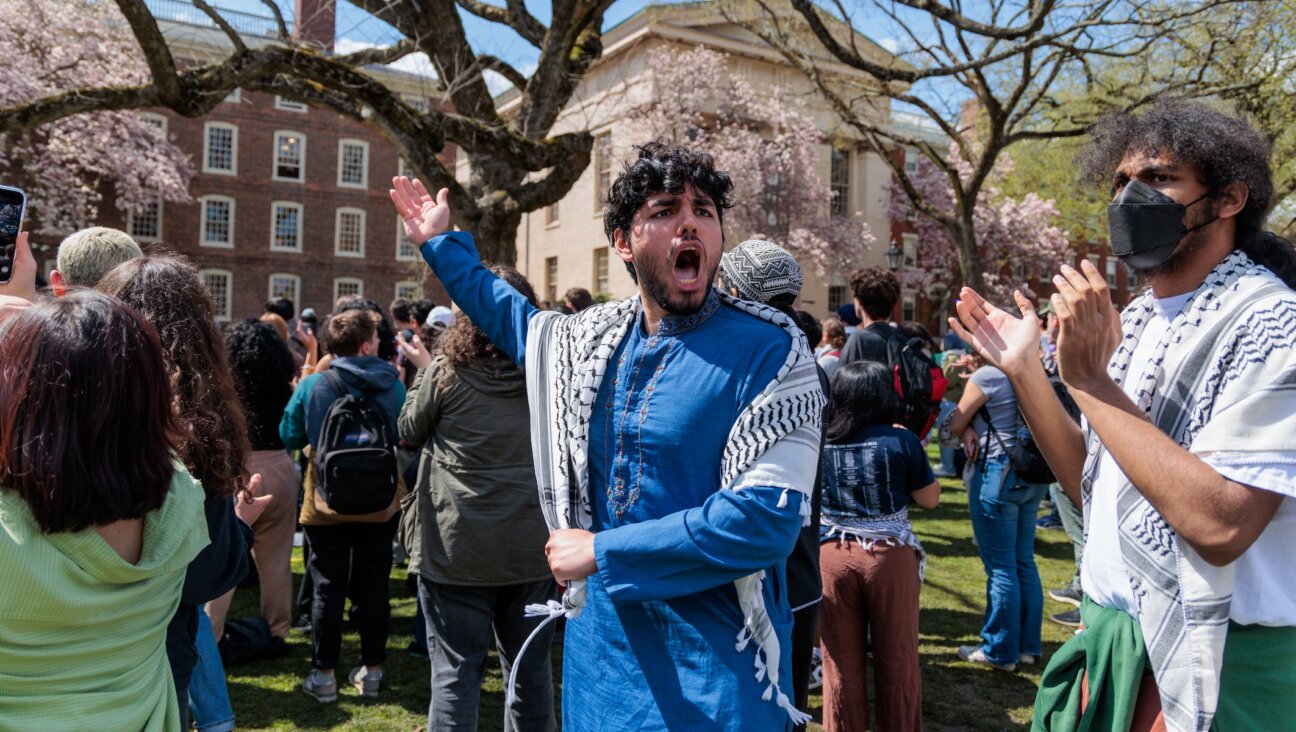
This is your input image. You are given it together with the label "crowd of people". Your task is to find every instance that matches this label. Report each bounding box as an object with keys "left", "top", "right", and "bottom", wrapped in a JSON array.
[{"left": 0, "top": 98, "right": 1293, "bottom": 732}]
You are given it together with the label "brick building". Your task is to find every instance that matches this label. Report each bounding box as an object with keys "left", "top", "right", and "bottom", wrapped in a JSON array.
[{"left": 31, "top": 0, "right": 448, "bottom": 322}]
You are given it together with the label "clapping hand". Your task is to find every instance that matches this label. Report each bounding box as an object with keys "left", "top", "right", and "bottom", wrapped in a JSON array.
[
  {"left": 390, "top": 177, "right": 450, "bottom": 246},
  {"left": 948, "top": 288, "right": 1042, "bottom": 378},
  {"left": 1050, "top": 260, "right": 1123, "bottom": 390}
]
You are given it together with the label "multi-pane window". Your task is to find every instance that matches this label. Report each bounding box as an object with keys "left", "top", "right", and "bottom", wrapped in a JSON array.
[
  {"left": 1106, "top": 258, "right": 1118, "bottom": 288},
  {"left": 275, "top": 95, "right": 307, "bottom": 112},
  {"left": 904, "top": 147, "right": 919, "bottom": 174},
  {"left": 1013, "top": 262, "right": 1027, "bottom": 281},
  {"left": 200, "top": 196, "right": 235, "bottom": 247},
  {"left": 396, "top": 217, "right": 418, "bottom": 261},
  {"left": 1087, "top": 253, "right": 1101, "bottom": 274},
  {"left": 268, "top": 273, "right": 300, "bottom": 305},
  {"left": 140, "top": 113, "right": 167, "bottom": 133},
  {"left": 828, "top": 285, "right": 847, "bottom": 313},
  {"left": 593, "top": 247, "right": 609, "bottom": 294},
  {"left": 902, "top": 233, "right": 918, "bottom": 267},
  {"left": 271, "top": 202, "right": 302, "bottom": 252},
  {"left": 402, "top": 95, "right": 428, "bottom": 113},
  {"left": 830, "top": 148, "right": 850, "bottom": 217},
  {"left": 902, "top": 292, "right": 917, "bottom": 322},
  {"left": 338, "top": 140, "right": 369, "bottom": 188},
  {"left": 274, "top": 131, "right": 305, "bottom": 181},
  {"left": 545, "top": 256, "right": 558, "bottom": 302},
  {"left": 203, "top": 123, "right": 237, "bottom": 174},
  {"left": 333, "top": 277, "right": 363, "bottom": 303},
  {"left": 546, "top": 200, "right": 560, "bottom": 226},
  {"left": 395, "top": 281, "right": 422, "bottom": 300},
  {"left": 595, "top": 133, "right": 613, "bottom": 211},
  {"left": 335, "top": 208, "right": 366, "bottom": 257},
  {"left": 200, "top": 269, "right": 233, "bottom": 321},
  {"left": 127, "top": 197, "right": 162, "bottom": 241}
]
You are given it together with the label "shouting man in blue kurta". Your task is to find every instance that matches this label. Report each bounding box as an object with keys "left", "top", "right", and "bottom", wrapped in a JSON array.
[{"left": 390, "top": 142, "right": 825, "bottom": 730}]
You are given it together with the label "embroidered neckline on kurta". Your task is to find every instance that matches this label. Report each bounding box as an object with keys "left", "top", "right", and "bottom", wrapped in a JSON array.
[{"left": 650, "top": 289, "right": 720, "bottom": 336}]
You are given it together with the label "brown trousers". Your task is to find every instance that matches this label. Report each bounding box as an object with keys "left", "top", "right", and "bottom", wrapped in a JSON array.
[
  {"left": 820, "top": 539, "right": 923, "bottom": 732},
  {"left": 207, "top": 449, "right": 301, "bottom": 639}
]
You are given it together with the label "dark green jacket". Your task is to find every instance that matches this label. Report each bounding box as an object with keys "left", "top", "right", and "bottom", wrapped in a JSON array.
[{"left": 398, "top": 356, "right": 550, "bottom": 585}]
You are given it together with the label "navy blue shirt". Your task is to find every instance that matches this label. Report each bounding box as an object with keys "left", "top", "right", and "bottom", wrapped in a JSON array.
[{"left": 820, "top": 423, "right": 934, "bottom": 540}]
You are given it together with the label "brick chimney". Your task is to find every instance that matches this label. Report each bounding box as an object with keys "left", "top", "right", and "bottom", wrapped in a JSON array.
[{"left": 294, "top": 0, "right": 335, "bottom": 51}]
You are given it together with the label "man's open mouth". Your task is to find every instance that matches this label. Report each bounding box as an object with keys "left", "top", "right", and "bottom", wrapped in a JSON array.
[{"left": 672, "top": 243, "right": 703, "bottom": 289}]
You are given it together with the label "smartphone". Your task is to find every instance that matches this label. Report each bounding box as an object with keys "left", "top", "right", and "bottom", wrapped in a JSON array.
[
  {"left": 0, "top": 185, "right": 26, "bottom": 285},
  {"left": 400, "top": 328, "right": 415, "bottom": 343}
]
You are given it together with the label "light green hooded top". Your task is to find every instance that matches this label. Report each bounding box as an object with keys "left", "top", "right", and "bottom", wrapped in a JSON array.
[{"left": 0, "top": 464, "right": 208, "bottom": 730}]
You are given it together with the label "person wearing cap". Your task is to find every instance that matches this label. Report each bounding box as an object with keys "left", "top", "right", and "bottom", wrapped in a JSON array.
[{"left": 720, "top": 240, "right": 827, "bottom": 730}]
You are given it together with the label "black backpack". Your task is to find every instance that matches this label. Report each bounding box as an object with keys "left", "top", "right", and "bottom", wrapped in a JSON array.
[
  {"left": 884, "top": 335, "right": 949, "bottom": 436},
  {"left": 313, "top": 370, "right": 398, "bottom": 515},
  {"left": 980, "top": 367, "right": 1080, "bottom": 485}
]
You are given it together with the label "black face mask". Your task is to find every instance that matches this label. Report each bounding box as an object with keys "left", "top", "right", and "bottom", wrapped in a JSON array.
[{"left": 1107, "top": 180, "right": 1215, "bottom": 271}]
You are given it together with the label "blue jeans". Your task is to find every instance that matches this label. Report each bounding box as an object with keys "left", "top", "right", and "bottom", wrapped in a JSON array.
[
  {"left": 967, "top": 454, "right": 1047, "bottom": 666},
  {"left": 189, "top": 608, "right": 235, "bottom": 732},
  {"left": 937, "top": 400, "right": 958, "bottom": 474}
]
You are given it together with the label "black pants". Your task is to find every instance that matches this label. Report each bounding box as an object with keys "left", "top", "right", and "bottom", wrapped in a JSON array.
[
  {"left": 791, "top": 603, "right": 821, "bottom": 732},
  {"left": 304, "top": 517, "right": 398, "bottom": 670}
]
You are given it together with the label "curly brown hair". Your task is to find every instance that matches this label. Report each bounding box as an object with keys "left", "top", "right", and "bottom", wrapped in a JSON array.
[
  {"left": 97, "top": 255, "right": 250, "bottom": 499},
  {"left": 435, "top": 265, "right": 537, "bottom": 382},
  {"left": 848, "top": 266, "right": 900, "bottom": 321}
]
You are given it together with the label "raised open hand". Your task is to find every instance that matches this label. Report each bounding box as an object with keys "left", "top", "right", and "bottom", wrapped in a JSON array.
[
  {"left": 390, "top": 176, "right": 450, "bottom": 246},
  {"left": 1051, "top": 260, "right": 1123, "bottom": 390},
  {"left": 948, "top": 287, "right": 1042, "bottom": 378}
]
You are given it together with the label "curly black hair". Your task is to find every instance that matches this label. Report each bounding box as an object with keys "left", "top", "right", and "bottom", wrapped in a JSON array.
[
  {"left": 225, "top": 319, "right": 295, "bottom": 408},
  {"left": 603, "top": 141, "right": 735, "bottom": 282},
  {"left": 1077, "top": 99, "right": 1296, "bottom": 287}
]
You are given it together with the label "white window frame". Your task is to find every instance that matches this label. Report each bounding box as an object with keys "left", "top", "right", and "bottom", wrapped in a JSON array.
[
  {"left": 200, "top": 269, "right": 234, "bottom": 322},
  {"left": 904, "top": 147, "right": 919, "bottom": 174},
  {"left": 337, "top": 139, "right": 370, "bottom": 189},
  {"left": 270, "top": 201, "right": 303, "bottom": 253},
  {"left": 333, "top": 277, "right": 364, "bottom": 303},
  {"left": 275, "top": 95, "right": 307, "bottom": 113},
  {"left": 199, "top": 195, "right": 236, "bottom": 248},
  {"left": 394, "top": 281, "right": 422, "bottom": 301},
  {"left": 127, "top": 196, "right": 163, "bottom": 242},
  {"left": 272, "top": 130, "right": 306, "bottom": 182},
  {"left": 402, "top": 94, "right": 428, "bottom": 113},
  {"left": 593, "top": 247, "right": 609, "bottom": 293},
  {"left": 830, "top": 148, "right": 851, "bottom": 217},
  {"left": 202, "top": 122, "right": 238, "bottom": 175},
  {"left": 1107, "top": 258, "right": 1119, "bottom": 288},
  {"left": 267, "top": 272, "right": 301, "bottom": 304},
  {"left": 902, "top": 232, "right": 918, "bottom": 268},
  {"left": 139, "top": 112, "right": 167, "bottom": 134},
  {"left": 396, "top": 216, "right": 418, "bottom": 261},
  {"left": 902, "top": 291, "right": 917, "bottom": 322},
  {"left": 334, "top": 207, "right": 367, "bottom": 258}
]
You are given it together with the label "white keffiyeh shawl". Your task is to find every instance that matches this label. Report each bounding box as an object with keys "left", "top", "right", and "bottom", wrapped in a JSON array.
[
  {"left": 1083, "top": 250, "right": 1296, "bottom": 732},
  {"left": 519, "top": 292, "right": 825, "bottom": 724}
]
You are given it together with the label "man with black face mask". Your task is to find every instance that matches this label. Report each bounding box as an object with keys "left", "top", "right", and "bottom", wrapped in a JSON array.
[{"left": 948, "top": 100, "right": 1296, "bottom": 732}]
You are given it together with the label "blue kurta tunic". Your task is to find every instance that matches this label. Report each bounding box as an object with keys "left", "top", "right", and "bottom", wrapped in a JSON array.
[{"left": 423, "top": 232, "right": 805, "bottom": 731}]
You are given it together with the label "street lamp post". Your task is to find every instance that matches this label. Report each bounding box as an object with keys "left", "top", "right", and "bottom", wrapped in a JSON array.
[{"left": 885, "top": 240, "right": 903, "bottom": 271}]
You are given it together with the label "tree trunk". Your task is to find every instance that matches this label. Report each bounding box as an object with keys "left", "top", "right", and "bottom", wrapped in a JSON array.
[
  {"left": 470, "top": 206, "right": 524, "bottom": 266},
  {"left": 956, "top": 222, "right": 986, "bottom": 294}
]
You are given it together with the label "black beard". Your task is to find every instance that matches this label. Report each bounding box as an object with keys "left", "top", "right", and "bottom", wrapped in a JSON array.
[
  {"left": 631, "top": 243, "right": 718, "bottom": 315},
  {"left": 1130, "top": 199, "right": 1219, "bottom": 278}
]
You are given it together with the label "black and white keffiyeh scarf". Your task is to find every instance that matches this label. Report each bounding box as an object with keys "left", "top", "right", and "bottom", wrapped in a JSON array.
[
  {"left": 520, "top": 291, "right": 825, "bottom": 724},
  {"left": 1082, "top": 250, "right": 1296, "bottom": 732}
]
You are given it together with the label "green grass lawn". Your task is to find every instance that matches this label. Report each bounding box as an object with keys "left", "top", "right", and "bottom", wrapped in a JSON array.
[{"left": 225, "top": 454, "right": 1077, "bottom": 730}]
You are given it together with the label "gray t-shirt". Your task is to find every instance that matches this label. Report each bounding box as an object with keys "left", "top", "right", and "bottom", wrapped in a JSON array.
[{"left": 969, "top": 365, "right": 1018, "bottom": 458}]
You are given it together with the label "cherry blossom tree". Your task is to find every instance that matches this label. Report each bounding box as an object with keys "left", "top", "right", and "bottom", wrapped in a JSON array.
[
  {"left": 0, "top": 0, "right": 193, "bottom": 232},
  {"left": 891, "top": 148, "right": 1071, "bottom": 307},
  {"left": 625, "top": 45, "right": 873, "bottom": 276}
]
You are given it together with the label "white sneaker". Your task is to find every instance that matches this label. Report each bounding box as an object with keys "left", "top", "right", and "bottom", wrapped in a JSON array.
[
  {"left": 807, "top": 647, "right": 824, "bottom": 691},
  {"left": 957, "top": 645, "right": 1016, "bottom": 672},
  {"left": 302, "top": 669, "right": 337, "bottom": 703},
  {"left": 1018, "top": 653, "right": 1036, "bottom": 665},
  {"left": 348, "top": 665, "right": 383, "bottom": 697}
]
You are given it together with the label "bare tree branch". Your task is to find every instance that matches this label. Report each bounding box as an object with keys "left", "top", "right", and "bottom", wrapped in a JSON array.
[
  {"left": 191, "top": 0, "right": 248, "bottom": 54},
  {"left": 477, "top": 54, "right": 529, "bottom": 92},
  {"left": 113, "top": 0, "right": 182, "bottom": 107},
  {"left": 258, "top": 0, "right": 290, "bottom": 39}
]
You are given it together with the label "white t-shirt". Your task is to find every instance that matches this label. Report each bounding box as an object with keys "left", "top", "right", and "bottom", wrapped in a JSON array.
[{"left": 1081, "top": 292, "right": 1296, "bottom": 626}]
